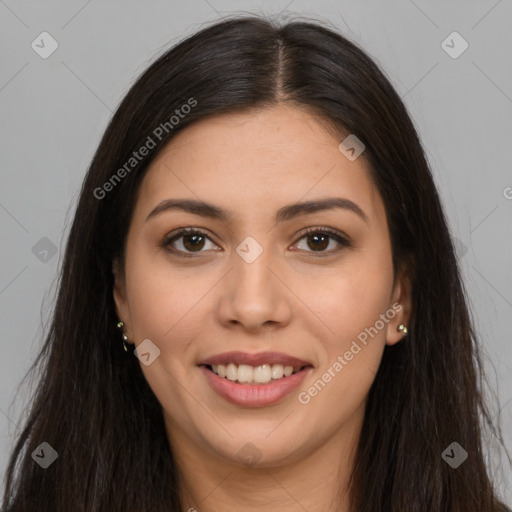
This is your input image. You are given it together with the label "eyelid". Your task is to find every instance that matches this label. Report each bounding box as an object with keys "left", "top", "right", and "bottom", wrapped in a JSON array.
[
  {"left": 291, "top": 226, "right": 352, "bottom": 256},
  {"left": 161, "top": 227, "right": 219, "bottom": 257},
  {"left": 161, "top": 226, "right": 351, "bottom": 257},
  {"left": 296, "top": 226, "right": 351, "bottom": 244}
]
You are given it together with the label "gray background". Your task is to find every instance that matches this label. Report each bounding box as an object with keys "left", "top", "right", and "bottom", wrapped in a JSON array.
[{"left": 1, "top": 0, "right": 511, "bottom": 504}]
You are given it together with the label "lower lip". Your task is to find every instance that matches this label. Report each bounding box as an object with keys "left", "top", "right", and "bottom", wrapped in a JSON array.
[{"left": 199, "top": 365, "right": 312, "bottom": 407}]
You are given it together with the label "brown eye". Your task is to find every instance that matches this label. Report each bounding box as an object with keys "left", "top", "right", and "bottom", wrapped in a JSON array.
[
  {"left": 162, "top": 228, "right": 218, "bottom": 256},
  {"left": 293, "top": 228, "right": 351, "bottom": 255},
  {"left": 305, "top": 232, "right": 329, "bottom": 251},
  {"left": 181, "top": 233, "right": 206, "bottom": 252}
]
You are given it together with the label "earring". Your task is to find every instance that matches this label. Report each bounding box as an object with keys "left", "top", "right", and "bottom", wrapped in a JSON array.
[
  {"left": 397, "top": 324, "right": 408, "bottom": 336},
  {"left": 116, "top": 321, "right": 129, "bottom": 352}
]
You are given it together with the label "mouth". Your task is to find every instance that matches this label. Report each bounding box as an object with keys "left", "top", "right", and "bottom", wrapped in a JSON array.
[{"left": 198, "top": 351, "right": 314, "bottom": 407}]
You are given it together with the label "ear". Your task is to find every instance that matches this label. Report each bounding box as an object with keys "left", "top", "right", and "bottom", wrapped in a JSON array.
[
  {"left": 385, "top": 258, "right": 413, "bottom": 346},
  {"left": 112, "top": 258, "right": 132, "bottom": 341}
]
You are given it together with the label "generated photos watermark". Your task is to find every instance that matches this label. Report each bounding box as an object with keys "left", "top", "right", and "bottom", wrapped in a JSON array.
[
  {"left": 298, "top": 302, "right": 403, "bottom": 405},
  {"left": 93, "top": 97, "right": 197, "bottom": 200}
]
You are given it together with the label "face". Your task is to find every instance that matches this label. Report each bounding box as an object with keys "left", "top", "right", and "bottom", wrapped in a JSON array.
[{"left": 113, "top": 104, "right": 411, "bottom": 470}]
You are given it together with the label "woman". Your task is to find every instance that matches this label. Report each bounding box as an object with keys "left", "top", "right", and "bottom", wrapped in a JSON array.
[{"left": 2, "top": 13, "right": 510, "bottom": 512}]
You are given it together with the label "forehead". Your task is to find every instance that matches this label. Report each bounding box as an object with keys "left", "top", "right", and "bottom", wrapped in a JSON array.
[{"left": 133, "top": 104, "right": 382, "bottom": 226}]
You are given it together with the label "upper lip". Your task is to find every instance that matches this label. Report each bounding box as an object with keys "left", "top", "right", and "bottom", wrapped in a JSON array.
[{"left": 199, "top": 351, "right": 313, "bottom": 368}]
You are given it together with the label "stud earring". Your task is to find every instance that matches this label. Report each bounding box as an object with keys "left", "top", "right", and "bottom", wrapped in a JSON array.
[
  {"left": 116, "top": 321, "right": 130, "bottom": 352},
  {"left": 397, "top": 324, "right": 408, "bottom": 336}
]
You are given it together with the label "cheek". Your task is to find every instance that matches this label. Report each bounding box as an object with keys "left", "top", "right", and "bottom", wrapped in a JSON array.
[
  {"left": 124, "top": 241, "right": 217, "bottom": 358},
  {"left": 296, "top": 266, "right": 392, "bottom": 418},
  {"left": 127, "top": 276, "right": 210, "bottom": 351},
  {"left": 294, "top": 247, "right": 393, "bottom": 417},
  {"left": 298, "top": 244, "right": 394, "bottom": 348},
  {"left": 123, "top": 249, "right": 213, "bottom": 418}
]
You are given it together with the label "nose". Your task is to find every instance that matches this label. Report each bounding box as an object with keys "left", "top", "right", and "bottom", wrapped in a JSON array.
[{"left": 216, "top": 244, "right": 292, "bottom": 333}]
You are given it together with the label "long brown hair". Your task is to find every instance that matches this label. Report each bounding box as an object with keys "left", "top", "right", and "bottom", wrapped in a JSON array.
[{"left": 2, "top": 13, "right": 510, "bottom": 512}]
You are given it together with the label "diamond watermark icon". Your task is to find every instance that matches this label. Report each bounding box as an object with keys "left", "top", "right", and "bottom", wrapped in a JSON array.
[
  {"left": 237, "top": 442, "right": 262, "bottom": 467},
  {"left": 442, "top": 442, "right": 468, "bottom": 468},
  {"left": 32, "top": 237, "right": 58, "bottom": 263},
  {"left": 441, "top": 32, "right": 468, "bottom": 59},
  {"left": 453, "top": 237, "right": 468, "bottom": 260},
  {"left": 31, "top": 32, "right": 59, "bottom": 59},
  {"left": 338, "top": 134, "right": 365, "bottom": 161},
  {"left": 236, "top": 236, "right": 263, "bottom": 264},
  {"left": 134, "top": 338, "right": 161, "bottom": 366},
  {"left": 31, "top": 442, "right": 58, "bottom": 469}
]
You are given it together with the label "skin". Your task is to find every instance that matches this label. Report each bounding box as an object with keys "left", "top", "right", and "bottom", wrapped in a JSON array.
[{"left": 113, "top": 103, "right": 412, "bottom": 512}]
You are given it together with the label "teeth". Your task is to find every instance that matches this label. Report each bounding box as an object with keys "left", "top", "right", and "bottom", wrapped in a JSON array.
[
  {"left": 253, "top": 364, "right": 272, "bottom": 384},
  {"left": 237, "top": 364, "right": 253, "bottom": 384},
  {"left": 271, "top": 364, "right": 284, "bottom": 379},
  {"left": 210, "top": 363, "right": 301, "bottom": 385},
  {"left": 226, "top": 363, "right": 237, "bottom": 381}
]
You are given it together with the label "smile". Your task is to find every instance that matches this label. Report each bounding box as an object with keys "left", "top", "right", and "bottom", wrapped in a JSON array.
[{"left": 199, "top": 364, "right": 312, "bottom": 407}]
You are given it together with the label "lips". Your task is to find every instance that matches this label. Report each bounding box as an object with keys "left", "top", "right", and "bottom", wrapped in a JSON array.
[
  {"left": 199, "top": 365, "right": 312, "bottom": 407},
  {"left": 198, "top": 351, "right": 314, "bottom": 406},
  {"left": 199, "top": 351, "right": 313, "bottom": 368}
]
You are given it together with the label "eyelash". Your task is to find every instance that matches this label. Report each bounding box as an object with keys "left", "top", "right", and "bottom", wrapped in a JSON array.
[{"left": 161, "top": 226, "right": 351, "bottom": 258}]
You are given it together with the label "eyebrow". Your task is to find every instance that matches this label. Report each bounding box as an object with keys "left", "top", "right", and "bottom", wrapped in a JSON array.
[{"left": 145, "top": 197, "right": 369, "bottom": 225}]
